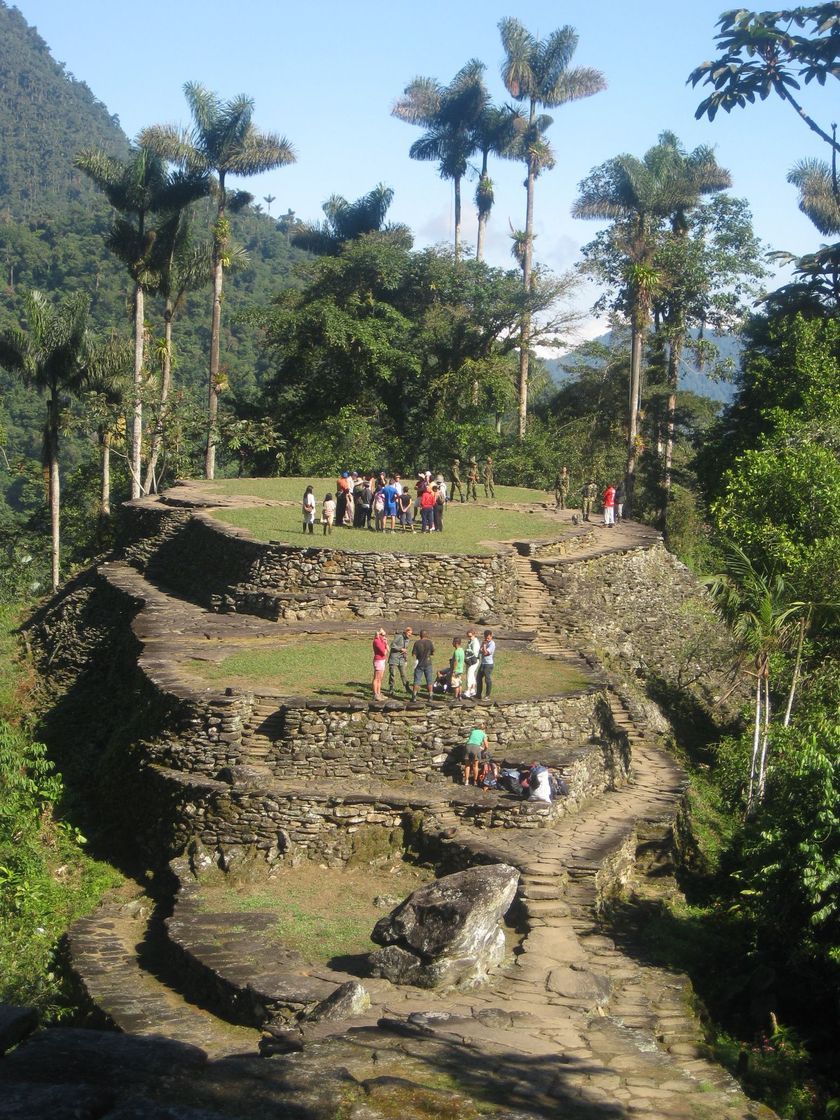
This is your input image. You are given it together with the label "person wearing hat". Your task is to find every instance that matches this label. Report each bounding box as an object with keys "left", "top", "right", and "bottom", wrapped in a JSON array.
[
  {"left": 449, "top": 457, "right": 465, "bottom": 502},
  {"left": 466, "top": 457, "right": 480, "bottom": 501},
  {"left": 581, "top": 478, "right": 597, "bottom": 522},
  {"left": 483, "top": 456, "right": 495, "bottom": 499}
]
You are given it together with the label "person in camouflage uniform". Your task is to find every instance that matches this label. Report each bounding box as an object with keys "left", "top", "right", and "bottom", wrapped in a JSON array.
[
  {"left": 581, "top": 479, "right": 597, "bottom": 522},
  {"left": 450, "top": 458, "right": 465, "bottom": 502},
  {"left": 554, "top": 465, "right": 569, "bottom": 509},
  {"left": 466, "top": 457, "right": 480, "bottom": 501},
  {"left": 483, "top": 456, "right": 496, "bottom": 498}
]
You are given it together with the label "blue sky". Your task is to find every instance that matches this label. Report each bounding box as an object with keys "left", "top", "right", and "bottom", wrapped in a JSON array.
[{"left": 15, "top": 0, "right": 833, "bottom": 334}]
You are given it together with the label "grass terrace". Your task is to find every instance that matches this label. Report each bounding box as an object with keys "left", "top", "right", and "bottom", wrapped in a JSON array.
[
  {"left": 184, "top": 637, "right": 590, "bottom": 699},
  {"left": 205, "top": 478, "right": 565, "bottom": 555}
]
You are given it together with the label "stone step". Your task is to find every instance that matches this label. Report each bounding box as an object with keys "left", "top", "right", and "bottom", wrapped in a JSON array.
[{"left": 67, "top": 897, "right": 260, "bottom": 1059}]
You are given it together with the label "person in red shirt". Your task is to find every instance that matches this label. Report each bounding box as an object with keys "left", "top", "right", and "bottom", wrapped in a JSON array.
[
  {"left": 420, "top": 486, "right": 436, "bottom": 532},
  {"left": 372, "top": 628, "right": 389, "bottom": 700},
  {"left": 602, "top": 484, "right": 616, "bottom": 527}
]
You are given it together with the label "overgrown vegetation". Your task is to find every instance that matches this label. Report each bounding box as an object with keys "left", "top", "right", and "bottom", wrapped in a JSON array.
[{"left": 0, "top": 604, "right": 121, "bottom": 1015}]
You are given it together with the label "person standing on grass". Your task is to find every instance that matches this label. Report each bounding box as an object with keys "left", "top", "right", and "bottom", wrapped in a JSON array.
[
  {"left": 476, "top": 629, "right": 496, "bottom": 700},
  {"left": 602, "top": 483, "right": 616, "bottom": 528},
  {"left": 372, "top": 628, "right": 389, "bottom": 701},
  {"left": 581, "top": 479, "right": 597, "bottom": 522},
  {"left": 433, "top": 483, "right": 445, "bottom": 534},
  {"left": 450, "top": 636, "right": 465, "bottom": 700},
  {"left": 302, "top": 485, "right": 316, "bottom": 535},
  {"left": 450, "top": 458, "right": 465, "bottom": 502},
  {"left": 466, "top": 457, "right": 480, "bottom": 501},
  {"left": 483, "top": 456, "right": 495, "bottom": 498},
  {"left": 382, "top": 476, "right": 399, "bottom": 532},
  {"left": 397, "top": 488, "right": 414, "bottom": 531},
  {"left": 411, "top": 629, "right": 435, "bottom": 701},
  {"left": 420, "top": 485, "right": 436, "bottom": 532},
  {"left": 321, "top": 492, "right": 336, "bottom": 535},
  {"left": 388, "top": 625, "right": 413, "bottom": 695},
  {"left": 464, "top": 628, "right": 481, "bottom": 698}
]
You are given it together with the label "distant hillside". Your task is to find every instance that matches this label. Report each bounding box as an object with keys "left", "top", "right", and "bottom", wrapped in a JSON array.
[
  {"left": 546, "top": 330, "right": 740, "bottom": 405},
  {"left": 0, "top": 1, "right": 305, "bottom": 484},
  {"left": 0, "top": 1, "right": 128, "bottom": 218}
]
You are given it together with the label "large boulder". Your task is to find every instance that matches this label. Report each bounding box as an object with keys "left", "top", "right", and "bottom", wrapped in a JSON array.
[{"left": 368, "top": 864, "right": 519, "bottom": 990}]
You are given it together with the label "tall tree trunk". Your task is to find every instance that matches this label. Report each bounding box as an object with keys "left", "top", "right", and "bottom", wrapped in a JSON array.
[
  {"left": 206, "top": 189, "right": 226, "bottom": 481},
  {"left": 625, "top": 317, "right": 644, "bottom": 502},
  {"left": 101, "top": 428, "right": 111, "bottom": 517},
  {"left": 454, "top": 175, "right": 462, "bottom": 261},
  {"left": 131, "top": 283, "right": 144, "bottom": 499},
  {"left": 757, "top": 673, "right": 771, "bottom": 801},
  {"left": 48, "top": 394, "right": 60, "bottom": 593},
  {"left": 745, "top": 672, "right": 762, "bottom": 817},
  {"left": 516, "top": 101, "right": 537, "bottom": 440},
  {"left": 783, "top": 613, "right": 808, "bottom": 726},
  {"left": 476, "top": 181, "right": 487, "bottom": 262},
  {"left": 663, "top": 332, "right": 682, "bottom": 501},
  {"left": 144, "top": 303, "right": 173, "bottom": 494}
]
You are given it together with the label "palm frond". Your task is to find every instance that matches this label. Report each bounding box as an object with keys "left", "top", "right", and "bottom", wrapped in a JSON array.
[{"left": 499, "top": 17, "right": 536, "bottom": 101}]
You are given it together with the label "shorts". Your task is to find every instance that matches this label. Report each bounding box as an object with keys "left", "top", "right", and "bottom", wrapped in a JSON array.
[
  {"left": 373, "top": 658, "right": 386, "bottom": 672},
  {"left": 384, "top": 503, "right": 397, "bottom": 517},
  {"left": 413, "top": 662, "right": 434, "bottom": 686},
  {"left": 450, "top": 674, "right": 461, "bottom": 688}
]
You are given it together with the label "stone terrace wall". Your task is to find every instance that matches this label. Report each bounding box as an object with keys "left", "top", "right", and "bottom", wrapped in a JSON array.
[
  {"left": 538, "top": 540, "right": 745, "bottom": 719},
  {"left": 247, "top": 692, "right": 613, "bottom": 786},
  {"left": 120, "top": 503, "right": 519, "bottom": 624}
]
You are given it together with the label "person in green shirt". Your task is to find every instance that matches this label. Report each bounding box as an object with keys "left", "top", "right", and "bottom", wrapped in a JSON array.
[
  {"left": 461, "top": 726, "right": 489, "bottom": 785},
  {"left": 450, "top": 636, "right": 465, "bottom": 700}
]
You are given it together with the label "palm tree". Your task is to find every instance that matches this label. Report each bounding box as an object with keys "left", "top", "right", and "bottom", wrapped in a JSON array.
[
  {"left": 140, "top": 83, "right": 295, "bottom": 479},
  {"left": 0, "top": 291, "right": 90, "bottom": 592},
  {"left": 290, "top": 184, "right": 411, "bottom": 255},
  {"left": 75, "top": 147, "right": 208, "bottom": 497},
  {"left": 143, "top": 212, "right": 210, "bottom": 494},
  {"left": 499, "top": 18, "right": 606, "bottom": 438},
  {"left": 263, "top": 193, "right": 276, "bottom": 215},
  {"left": 705, "top": 543, "right": 809, "bottom": 814},
  {"left": 474, "top": 105, "right": 518, "bottom": 262},
  {"left": 393, "top": 60, "right": 488, "bottom": 260},
  {"left": 573, "top": 133, "right": 728, "bottom": 499}
]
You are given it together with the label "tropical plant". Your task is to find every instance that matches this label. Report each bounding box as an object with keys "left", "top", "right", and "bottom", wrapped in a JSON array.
[
  {"left": 705, "top": 542, "right": 812, "bottom": 812},
  {"left": 140, "top": 83, "right": 295, "bottom": 479},
  {"left": 473, "top": 104, "right": 517, "bottom": 262},
  {"left": 689, "top": 4, "right": 840, "bottom": 157},
  {"left": 392, "top": 60, "right": 488, "bottom": 260},
  {"left": 290, "top": 184, "right": 411, "bottom": 256},
  {"left": 0, "top": 290, "right": 90, "bottom": 591},
  {"left": 499, "top": 17, "right": 606, "bottom": 438},
  {"left": 574, "top": 133, "right": 739, "bottom": 503},
  {"left": 74, "top": 146, "right": 208, "bottom": 497}
]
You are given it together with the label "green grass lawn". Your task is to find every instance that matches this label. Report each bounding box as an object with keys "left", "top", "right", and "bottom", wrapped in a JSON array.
[
  {"left": 203, "top": 476, "right": 552, "bottom": 506},
  {"left": 212, "top": 499, "right": 564, "bottom": 555},
  {"left": 184, "top": 637, "right": 590, "bottom": 698},
  {"left": 198, "top": 860, "right": 434, "bottom": 966}
]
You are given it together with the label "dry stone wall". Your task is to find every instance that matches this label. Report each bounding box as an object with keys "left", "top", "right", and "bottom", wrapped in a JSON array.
[
  {"left": 120, "top": 503, "right": 519, "bottom": 624},
  {"left": 538, "top": 541, "right": 745, "bottom": 720}
]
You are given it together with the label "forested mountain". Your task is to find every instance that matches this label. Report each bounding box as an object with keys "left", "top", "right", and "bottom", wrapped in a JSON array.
[
  {"left": 547, "top": 330, "right": 739, "bottom": 404},
  {"left": 0, "top": 2, "right": 127, "bottom": 218},
  {"left": 0, "top": 1, "right": 305, "bottom": 473}
]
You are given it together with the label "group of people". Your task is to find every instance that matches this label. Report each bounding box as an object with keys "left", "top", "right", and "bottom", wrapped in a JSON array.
[
  {"left": 372, "top": 626, "right": 496, "bottom": 703},
  {"left": 458, "top": 727, "right": 559, "bottom": 804},
  {"left": 301, "top": 458, "right": 499, "bottom": 536},
  {"left": 553, "top": 467, "right": 625, "bottom": 527}
]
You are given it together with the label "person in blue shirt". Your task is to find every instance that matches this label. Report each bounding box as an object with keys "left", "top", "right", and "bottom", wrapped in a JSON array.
[
  {"left": 476, "top": 629, "right": 496, "bottom": 700},
  {"left": 381, "top": 477, "right": 399, "bottom": 532}
]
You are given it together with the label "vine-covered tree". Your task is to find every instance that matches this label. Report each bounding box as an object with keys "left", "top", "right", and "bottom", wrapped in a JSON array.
[
  {"left": 499, "top": 17, "right": 605, "bottom": 438},
  {"left": 141, "top": 83, "right": 295, "bottom": 479}
]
